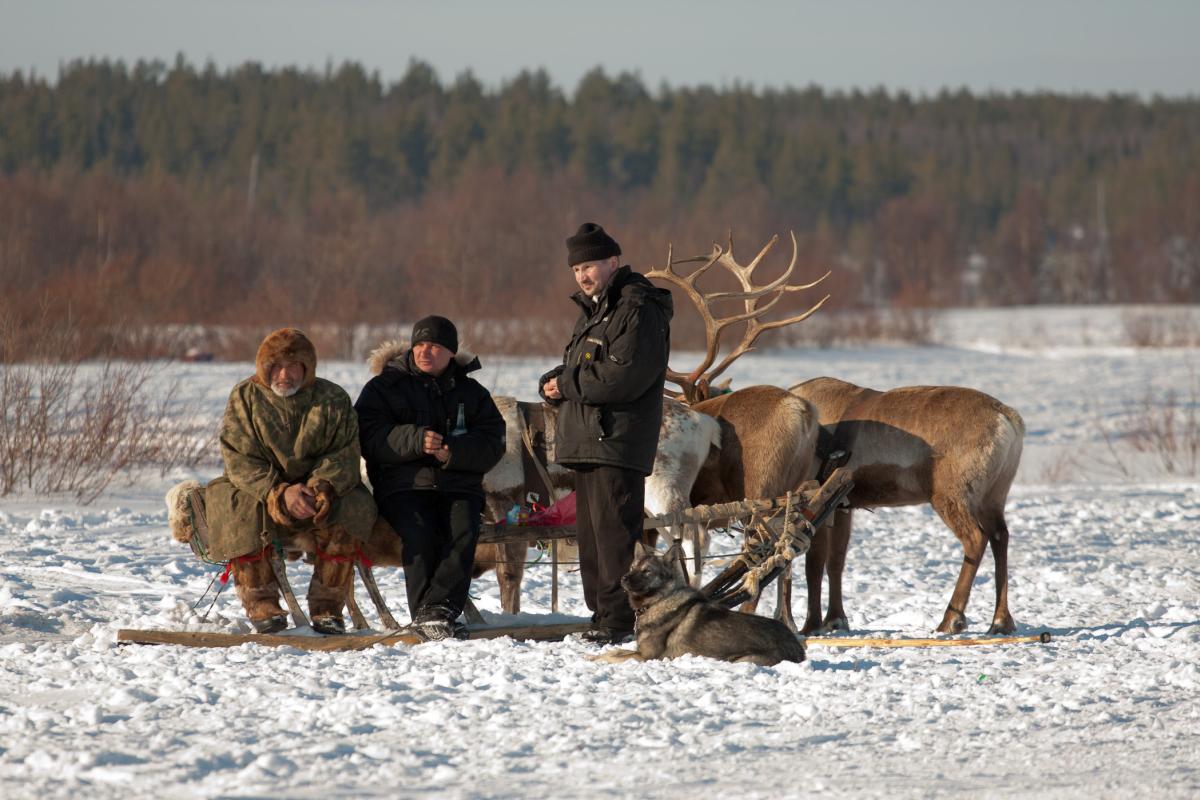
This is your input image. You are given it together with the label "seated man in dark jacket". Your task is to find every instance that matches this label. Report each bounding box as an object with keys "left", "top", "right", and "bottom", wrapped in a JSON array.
[{"left": 355, "top": 316, "right": 505, "bottom": 640}]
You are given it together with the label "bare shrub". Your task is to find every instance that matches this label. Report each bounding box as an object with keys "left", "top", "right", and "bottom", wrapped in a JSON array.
[
  {"left": 1121, "top": 308, "right": 1200, "bottom": 347},
  {"left": 1090, "top": 373, "right": 1200, "bottom": 478},
  {"left": 0, "top": 316, "right": 215, "bottom": 503},
  {"left": 1037, "top": 449, "right": 1081, "bottom": 484},
  {"left": 1125, "top": 383, "right": 1200, "bottom": 476}
]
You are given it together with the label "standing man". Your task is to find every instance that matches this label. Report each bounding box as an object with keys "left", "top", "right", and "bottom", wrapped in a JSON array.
[
  {"left": 539, "top": 223, "right": 673, "bottom": 644},
  {"left": 355, "top": 316, "right": 505, "bottom": 640}
]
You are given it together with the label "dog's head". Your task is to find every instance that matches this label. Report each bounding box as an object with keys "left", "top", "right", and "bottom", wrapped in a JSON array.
[{"left": 621, "top": 543, "right": 686, "bottom": 611}]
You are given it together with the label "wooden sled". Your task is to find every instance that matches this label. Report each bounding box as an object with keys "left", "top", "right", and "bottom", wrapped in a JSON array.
[{"left": 117, "top": 620, "right": 593, "bottom": 652}]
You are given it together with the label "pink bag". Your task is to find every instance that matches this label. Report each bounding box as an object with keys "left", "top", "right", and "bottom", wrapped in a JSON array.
[{"left": 527, "top": 492, "right": 576, "bottom": 526}]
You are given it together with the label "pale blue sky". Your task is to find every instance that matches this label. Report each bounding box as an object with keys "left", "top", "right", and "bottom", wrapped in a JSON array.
[{"left": 1, "top": 0, "right": 1197, "bottom": 96}]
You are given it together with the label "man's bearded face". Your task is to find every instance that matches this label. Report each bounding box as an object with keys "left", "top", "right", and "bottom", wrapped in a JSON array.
[{"left": 270, "top": 360, "right": 305, "bottom": 397}]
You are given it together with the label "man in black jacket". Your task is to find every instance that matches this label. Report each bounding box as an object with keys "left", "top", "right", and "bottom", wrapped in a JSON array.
[
  {"left": 539, "top": 223, "right": 673, "bottom": 644},
  {"left": 355, "top": 316, "right": 505, "bottom": 640}
]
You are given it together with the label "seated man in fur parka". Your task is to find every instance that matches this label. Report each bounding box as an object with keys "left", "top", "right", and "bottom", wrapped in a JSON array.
[{"left": 167, "top": 328, "right": 377, "bottom": 635}]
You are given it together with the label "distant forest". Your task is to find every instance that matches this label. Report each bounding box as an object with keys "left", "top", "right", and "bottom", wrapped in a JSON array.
[{"left": 1, "top": 58, "right": 1198, "bottom": 357}]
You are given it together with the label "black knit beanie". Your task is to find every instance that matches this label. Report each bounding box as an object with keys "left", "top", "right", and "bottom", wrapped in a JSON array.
[
  {"left": 411, "top": 315, "right": 458, "bottom": 354},
  {"left": 566, "top": 222, "right": 622, "bottom": 267}
]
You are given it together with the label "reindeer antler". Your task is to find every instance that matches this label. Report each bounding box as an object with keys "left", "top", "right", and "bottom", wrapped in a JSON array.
[{"left": 645, "top": 231, "right": 830, "bottom": 404}]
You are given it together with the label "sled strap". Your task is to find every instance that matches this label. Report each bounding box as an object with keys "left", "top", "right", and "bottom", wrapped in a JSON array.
[
  {"left": 219, "top": 545, "right": 271, "bottom": 585},
  {"left": 313, "top": 545, "right": 371, "bottom": 565},
  {"left": 519, "top": 402, "right": 555, "bottom": 507}
]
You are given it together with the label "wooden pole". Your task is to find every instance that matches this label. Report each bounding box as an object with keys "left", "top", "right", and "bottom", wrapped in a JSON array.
[
  {"left": 804, "top": 632, "right": 1052, "bottom": 648},
  {"left": 551, "top": 539, "right": 560, "bottom": 613},
  {"left": 116, "top": 621, "right": 593, "bottom": 651}
]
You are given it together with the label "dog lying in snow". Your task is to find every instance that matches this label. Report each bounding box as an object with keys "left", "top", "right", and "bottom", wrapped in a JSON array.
[{"left": 590, "top": 545, "right": 805, "bottom": 666}]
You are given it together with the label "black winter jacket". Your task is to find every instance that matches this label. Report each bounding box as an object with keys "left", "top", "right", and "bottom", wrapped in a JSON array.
[
  {"left": 356, "top": 350, "right": 505, "bottom": 498},
  {"left": 539, "top": 266, "right": 673, "bottom": 475}
]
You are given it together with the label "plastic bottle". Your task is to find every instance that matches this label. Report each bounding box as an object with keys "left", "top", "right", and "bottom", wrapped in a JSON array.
[{"left": 450, "top": 403, "right": 467, "bottom": 436}]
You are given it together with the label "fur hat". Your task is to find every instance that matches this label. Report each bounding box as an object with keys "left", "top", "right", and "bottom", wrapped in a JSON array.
[
  {"left": 255, "top": 328, "right": 317, "bottom": 390},
  {"left": 411, "top": 315, "right": 458, "bottom": 354},
  {"left": 566, "top": 222, "right": 621, "bottom": 267}
]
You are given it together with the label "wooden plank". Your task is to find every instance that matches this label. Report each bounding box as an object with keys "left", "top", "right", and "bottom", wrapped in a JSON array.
[
  {"left": 116, "top": 620, "right": 593, "bottom": 651},
  {"left": 804, "top": 632, "right": 1052, "bottom": 648},
  {"left": 478, "top": 524, "right": 576, "bottom": 544}
]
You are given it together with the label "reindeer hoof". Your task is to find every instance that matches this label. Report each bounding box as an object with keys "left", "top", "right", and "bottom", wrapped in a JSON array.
[
  {"left": 813, "top": 616, "right": 848, "bottom": 635},
  {"left": 936, "top": 614, "right": 968, "bottom": 634},
  {"left": 988, "top": 618, "right": 1017, "bottom": 635}
]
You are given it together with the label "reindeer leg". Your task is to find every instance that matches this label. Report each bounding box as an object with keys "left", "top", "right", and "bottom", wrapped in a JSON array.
[
  {"left": 498, "top": 541, "right": 526, "bottom": 615},
  {"left": 801, "top": 524, "right": 828, "bottom": 634},
  {"left": 986, "top": 511, "right": 1016, "bottom": 634},
  {"left": 934, "top": 501, "right": 988, "bottom": 634},
  {"left": 821, "top": 508, "right": 852, "bottom": 633},
  {"left": 775, "top": 565, "right": 797, "bottom": 632}
]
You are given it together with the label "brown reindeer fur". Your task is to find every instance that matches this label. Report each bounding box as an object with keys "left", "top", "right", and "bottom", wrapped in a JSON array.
[
  {"left": 690, "top": 386, "right": 819, "bottom": 507},
  {"left": 689, "top": 385, "right": 820, "bottom": 618},
  {"left": 792, "top": 377, "right": 1025, "bottom": 635}
]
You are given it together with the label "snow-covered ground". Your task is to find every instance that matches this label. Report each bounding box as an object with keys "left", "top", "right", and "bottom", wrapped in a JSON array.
[{"left": 1, "top": 306, "right": 1198, "bottom": 798}]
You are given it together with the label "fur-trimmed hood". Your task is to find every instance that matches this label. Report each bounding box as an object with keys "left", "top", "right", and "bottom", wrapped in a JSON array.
[
  {"left": 366, "top": 340, "right": 481, "bottom": 377},
  {"left": 254, "top": 328, "right": 317, "bottom": 390}
]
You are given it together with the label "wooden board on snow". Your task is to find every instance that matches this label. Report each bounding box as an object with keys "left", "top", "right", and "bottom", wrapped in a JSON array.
[{"left": 117, "top": 620, "right": 592, "bottom": 652}]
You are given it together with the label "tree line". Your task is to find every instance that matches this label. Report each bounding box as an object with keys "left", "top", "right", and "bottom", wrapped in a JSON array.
[{"left": 1, "top": 57, "right": 1197, "bottom": 358}]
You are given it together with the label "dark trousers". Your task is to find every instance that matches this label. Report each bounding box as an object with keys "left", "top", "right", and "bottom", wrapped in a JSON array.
[
  {"left": 574, "top": 465, "right": 644, "bottom": 631},
  {"left": 376, "top": 490, "right": 483, "bottom": 620}
]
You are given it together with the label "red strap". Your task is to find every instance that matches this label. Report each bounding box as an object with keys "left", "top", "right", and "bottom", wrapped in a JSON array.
[
  {"left": 314, "top": 546, "right": 354, "bottom": 564},
  {"left": 314, "top": 544, "right": 373, "bottom": 568},
  {"left": 219, "top": 546, "right": 270, "bottom": 584}
]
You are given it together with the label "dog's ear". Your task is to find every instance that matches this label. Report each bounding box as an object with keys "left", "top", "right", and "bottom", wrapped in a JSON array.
[{"left": 634, "top": 540, "right": 654, "bottom": 559}]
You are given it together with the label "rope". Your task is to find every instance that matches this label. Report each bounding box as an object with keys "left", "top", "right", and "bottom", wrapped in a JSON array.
[
  {"left": 313, "top": 544, "right": 374, "bottom": 568},
  {"left": 218, "top": 545, "right": 271, "bottom": 585},
  {"left": 470, "top": 548, "right": 752, "bottom": 568}
]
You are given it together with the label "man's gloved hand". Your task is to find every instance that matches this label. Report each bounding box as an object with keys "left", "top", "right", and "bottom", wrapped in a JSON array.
[{"left": 307, "top": 479, "right": 337, "bottom": 525}]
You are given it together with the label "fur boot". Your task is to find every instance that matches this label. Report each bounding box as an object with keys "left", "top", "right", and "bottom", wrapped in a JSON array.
[
  {"left": 232, "top": 551, "right": 285, "bottom": 622},
  {"left": 308, "top": 525, "right": 355, "bottom": 625},
  {"left": 165, "top": 480, "right": 202, "bottom": 544}
]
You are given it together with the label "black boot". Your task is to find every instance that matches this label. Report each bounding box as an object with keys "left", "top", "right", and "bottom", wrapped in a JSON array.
[
  {"left": 412, "top": 604, "right": 455, "bottom": 641},
  {"left": 580, "top": 626, "right": 634, "bottom": 645},
  {"left": 251, "top": 615, "right": 288, "bottom": 634},
  {"left": 311, "top": 615, "right": 346, "bottom": 636}
]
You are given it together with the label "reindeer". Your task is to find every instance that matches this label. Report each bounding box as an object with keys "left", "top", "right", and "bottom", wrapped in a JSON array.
[
  {"left": 791, "top": 378, "right": 1024, "bottom": 635},
  {"left": 649, "top": 231, "right": 1025, "bottom": 636},
  {"left": 643, "top": 232, "right": 829, "bottom": 627}
]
